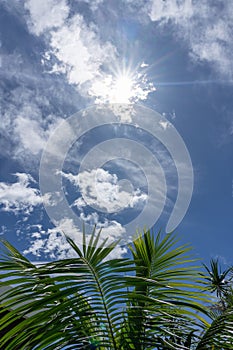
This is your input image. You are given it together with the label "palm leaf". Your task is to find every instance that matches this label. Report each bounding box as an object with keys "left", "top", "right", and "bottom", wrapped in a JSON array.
[
  {"left": 125, "top": 229, "right": 209, "bottom": 349},
  {"left": 0, "top": 227, "right": 133, "bottom": 349},
  {"left": 0, "top": 227, "right": 214, "bottom": 349}
]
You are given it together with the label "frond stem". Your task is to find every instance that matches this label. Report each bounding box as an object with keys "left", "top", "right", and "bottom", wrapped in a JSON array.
[{"left": 81, "top": 257, "right": 118, "bottom": 350}]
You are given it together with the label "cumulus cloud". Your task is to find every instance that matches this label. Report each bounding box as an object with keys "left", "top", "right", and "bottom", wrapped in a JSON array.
[
  {"left": 42, "top": 14, "right": 116, "bottom": 87},
  {"left": 24, "top": 0, "right": 69, "bottom": 35},
  {"left": 0, "top": 173, "right": 49, "bottom": 214},
  {"left": 100, "top": 220, "right": 127, "bottom": 241},
  {"left": 24, "top": 217, "right": 128, "bottom": 259},
  {"left": 25, "top": 1, "right": 155, "bottom": 102},
  {"left": 24, "top": 218, "right": 80, "bottom": 259},
  {"left": 24, "top": 0, "right": 118, "bottom": 97},
  {"left": 148, "top": 0, "right": 233, "bottom": 78},
  {"left": 62, "top": 168, "right": 147, "bottom": 213}
]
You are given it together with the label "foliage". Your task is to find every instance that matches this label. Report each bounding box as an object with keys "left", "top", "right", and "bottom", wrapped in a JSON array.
[
  {"left": 197, "top": 259, "right": 233, "bottom": 349},
  {"left": 0, "top": 228, "right": 232, "bottom": 349}
]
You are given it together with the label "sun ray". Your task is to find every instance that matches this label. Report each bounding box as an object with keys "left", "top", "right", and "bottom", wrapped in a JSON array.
[{"left": 89, "top": 60, "right": 156, "bottom": 104}]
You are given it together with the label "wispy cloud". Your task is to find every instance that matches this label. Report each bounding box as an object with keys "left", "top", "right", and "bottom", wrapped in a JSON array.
[
  {"left": 148, "top": 0, "right": 233, "bottom": 78},
  {"left": 0, "top": 82, "right": 65, "bottom": 164},
  {"left": 24, "top": 0, "right": 69, "bottom": 35}
]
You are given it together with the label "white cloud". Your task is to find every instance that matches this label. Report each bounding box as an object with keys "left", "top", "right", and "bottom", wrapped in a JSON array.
[
  {"left": 24, "top": 1, "right": 155, "bottom": 103},
  {"left": 0, "top": 173, "right": 49, "bottom": 214},
  {"left": 47, "top": 14, "right": 116, "bottom": 87},
  {"left": 24, "top": 0, "right": 69, "bottom": 35},
  {"left": 0, "top": 57, "right": 69, "bottom": 165},
  {"left": 15, "top": 116, "right": 47, "bottom": 155},
  {"left": 150, "top": 0, "right": 193, "bottom": 22},
  {"left": 24, "top": 217, "right": 128, "bottom": 259},
  {"left": 24, "top": 218, "right": 88, "bottom": 259},
  {"left": 79, "top": 211, "right": 99, "bottom": 225},
  {"left": 24, "top": 219, "right": 79, "bottom": 259},
  {"left": 14, "top": 111, "right": 63, "bottom": 156},
  {"left": 24, "top": 1, "right": 120, "bottom": 99},
  {"left": 100, "top": 220, "right": 127, "bottom": 242},
  {"left": 62, "top": 168, "right": 147, "bottom": 213},
  {"left": 148, "top": 0, "right": 233, "bottom": 78}
]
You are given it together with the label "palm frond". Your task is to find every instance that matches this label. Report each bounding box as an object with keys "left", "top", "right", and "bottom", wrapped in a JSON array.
[
  {"left": 0, "top": 228, "right": 132, "bottom": 349},
  {"left": 196, "top": 308, "right": 233, "bottom": 349},
  {"left": 0, "top": 227, "right": 217, "bottom": 350},
  {"left": 122, "top": 229, "right": 209, "bottom": 349}
]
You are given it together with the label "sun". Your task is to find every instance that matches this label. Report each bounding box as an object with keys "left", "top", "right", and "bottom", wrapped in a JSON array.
[
  {"left": 89, "top": 62, "right": 155, "bottom": 104},
  {"left": 113, "top": 74, "right": 134, "bottom": 103}
]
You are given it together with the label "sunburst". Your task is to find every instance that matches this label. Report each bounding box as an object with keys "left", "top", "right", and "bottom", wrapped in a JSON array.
[
  {"left": 89, "top": 61, "right": 155, "bottom": 104},
  {"left": 111, "top": 74, "right": 134, "bottom": 103}
]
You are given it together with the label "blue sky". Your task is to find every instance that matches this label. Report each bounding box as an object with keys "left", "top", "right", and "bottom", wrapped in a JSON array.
[{"left": 0, "top": 0, "right": 232, "bottom": 265}]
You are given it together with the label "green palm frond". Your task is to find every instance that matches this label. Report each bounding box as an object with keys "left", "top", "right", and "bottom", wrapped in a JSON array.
[
  {"left": 1, "top": 227, "right": 229, "bottom": 350},
  {"left": 196, "top": 308, "right": 233, "bottom": 350},
  {"left": 0, "top": 227, "right": 132, "bottom": 349},
  {"left": 203, "top": 259, "right": 232, "bottom": 297},
  {"left": 125, "top": 229, "right": 209, "bottom": 349}
]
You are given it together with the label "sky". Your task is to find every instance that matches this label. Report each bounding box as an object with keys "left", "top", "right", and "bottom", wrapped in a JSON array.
[{"left": 0, "top": 0, "right": 232, "bottom": 266}]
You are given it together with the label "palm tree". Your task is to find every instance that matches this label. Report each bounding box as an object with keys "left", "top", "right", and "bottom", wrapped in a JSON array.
[
  {"left": 203, "top": 259, "right": 232, "bottom": 309},
  {"left": 195, "top": 259, "right": 233, "bottom": 350},
  {"left": 0, "top": 227, "right": 232, "bottom": 349}
]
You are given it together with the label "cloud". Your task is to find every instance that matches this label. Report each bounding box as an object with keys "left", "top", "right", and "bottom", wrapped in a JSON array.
[
  {"left": 149, "top": 0, "right": 193, "bottom": 22},
  {"left": 100, "top": 220, "right": 127, "bottom": 241},
  {"left": 14, "top": 111, "right": 63, "bottom": 156},
  {"left": 24, "top": 0, "right": 69, "bottom": 35},
  {"left": 15, "top": 116, "right": 47, "bottom": 155},
  {"left": 148, "top": 0, "right": 233, "bottom": 78},
  {"left": 0, "top": 54, "right": 73, "bottom": 163},
  {"left": 0, "top": 84, "right": 64, "bottom": 164},
  {"left": 25, "top": 2, "right": 155, "bottom": 102},
  {"left": 0, "top": 173, "right": 49, "bottom": 214},
  {"left": 0, "top": 49, "right": 77, "bottom": 165},
  {"left": 44, "top": 14, "right": 116, "bottom": 87},
  {"left": 62, "top": 168, "right": 147, "bottom": 213},
  {"left": 23, "top": 217, "right": 128, "bottom": 259},
  {"left": 24, "top": 0, "right": 118, "bottom": 96},
  {"left": 24, "top": 219, "right": 78, "bottom": 259}
]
